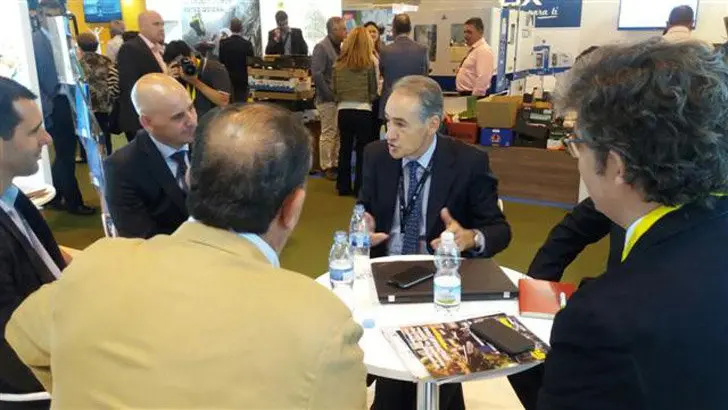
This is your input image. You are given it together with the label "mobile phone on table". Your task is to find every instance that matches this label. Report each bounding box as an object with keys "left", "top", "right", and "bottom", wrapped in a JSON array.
[
  {"left": 387, "top": 266, "right": 435, "bottom": 289},
  {"left": 470, "top": 319, "right": 535, "bottom": 356}
]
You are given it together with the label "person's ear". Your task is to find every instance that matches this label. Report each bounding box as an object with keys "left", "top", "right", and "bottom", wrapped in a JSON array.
[
  {"left": 429, "top": 115, "right": 442, "bottom": 135},
  {"left": 279, "top": 187, "right": 306, "bottom": 231},
  {"left": 139, "top": 114, "right": 152, "bottom": 130},
  {"left": 608, "top": 150, "right": 627, "bottom": 186}
]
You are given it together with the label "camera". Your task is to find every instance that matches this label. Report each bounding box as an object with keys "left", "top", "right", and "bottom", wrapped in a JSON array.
[{"left": 180, "top": 57, "right": 197, "bottom": 76}]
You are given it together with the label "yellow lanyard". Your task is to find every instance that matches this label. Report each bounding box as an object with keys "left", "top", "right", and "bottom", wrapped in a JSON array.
[
  {"left": 622, "top": 205, "right": 681, "bottom": 262},
  {"left": 186, "top": 83, "right": 196, "bottom": 101}
]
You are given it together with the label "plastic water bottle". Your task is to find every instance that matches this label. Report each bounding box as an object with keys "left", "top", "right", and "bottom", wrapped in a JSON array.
[
  {"left": 329, "top": 231, "right": 354, "bottom": 291},
  {"left": 349, "top": 204, "right": 371, "bottom": 279},
  {"left": 433, "top": 232, "right": 462, "bottom": 313}
]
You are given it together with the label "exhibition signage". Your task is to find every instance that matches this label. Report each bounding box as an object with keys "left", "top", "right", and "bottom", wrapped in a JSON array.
[{"left": 502, "top": 0, "right": 583, "bottom": 28}]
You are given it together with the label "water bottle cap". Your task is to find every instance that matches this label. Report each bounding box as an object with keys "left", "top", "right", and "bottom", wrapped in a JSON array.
[
  {"left": 334, "top": 231, "right": 347, "bottom": 242},
  {"left": 361, "top": 318, "right": 375, "bottom": 329},
  {"left": 440, "top": 231, "right": 455, "bottom": 243}
]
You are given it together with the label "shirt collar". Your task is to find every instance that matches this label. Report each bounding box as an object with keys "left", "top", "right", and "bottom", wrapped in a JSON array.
[
  {"left": 470, "top": 38, "right": 485, "bottom": 50},
  {"left": 148, "top": 134, "right": 188, "bottom": 159},
  {"left": 139, "top": 34, "right": 159, "bottom": 50},
  {"left": 185, "top": 218, "right": 280, "bottom": 268},
  {"left": 238, "top": 233, "right": 280, "bottom": 268},
  {"left": 403, "top": 135, "right": 438, "bottom": 169},
  {"left": 0, "top": 185, "right": 19, "bottom": 208}
]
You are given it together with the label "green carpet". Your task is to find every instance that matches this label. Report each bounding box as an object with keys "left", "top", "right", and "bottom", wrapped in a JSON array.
[{"left": 46, "top": 135, "right": 608, "bottom": 284}]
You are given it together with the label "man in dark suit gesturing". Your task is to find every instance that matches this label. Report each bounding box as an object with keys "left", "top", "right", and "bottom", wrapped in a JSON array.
[
  {"left": 0, "top": 77, "right": 65, "bottom": 404},
  {"left": 359, "top": 75, "right": 511, "bottom": 410},
  {"left": 104, "top": 74, "right": 197, "bottom": 239},
  {"left": 265, "top": 11, "right": 308, "bottom": 56},
  {"left": 117, "top": 11, "right": 167, "bottom": 142},
  {"left": 219, "top": 18, "right": 255, "bottom": 102},
  {"left": 378, "top": 14, "right": 429, "bottom": 121}
]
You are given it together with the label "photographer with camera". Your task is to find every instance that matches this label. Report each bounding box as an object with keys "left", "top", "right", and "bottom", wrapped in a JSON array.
[{"left": 163, "top": 40, "right": 232, "bottom": 118}]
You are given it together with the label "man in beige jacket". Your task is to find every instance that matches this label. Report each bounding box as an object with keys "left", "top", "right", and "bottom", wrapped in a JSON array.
[{"left": 6, "top": 102, "right": 366, "bottom": 409}]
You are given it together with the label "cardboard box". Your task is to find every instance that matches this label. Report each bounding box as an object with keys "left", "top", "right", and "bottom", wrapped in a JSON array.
[
  {"left": 476, "top": 95, "right": 523, "bottom": 129},
  {"left": 480, "top": 128, "right": 514, "bottom": 147}
]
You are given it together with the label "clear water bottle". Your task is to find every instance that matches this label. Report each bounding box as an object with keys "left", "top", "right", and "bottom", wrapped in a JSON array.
[
  {"left": 329, "top": 231, "right": 354, "bottom": 291},
  {"left": 433, "top": 231, "right": 462, "bottom": 313},
  {"left": 349, "top": 204, "right": 371, "bottom": 279}
]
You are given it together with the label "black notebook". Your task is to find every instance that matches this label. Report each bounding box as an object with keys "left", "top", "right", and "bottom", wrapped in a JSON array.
[{"left": 371, "top": 259, "right": 518, "bottom": 304}]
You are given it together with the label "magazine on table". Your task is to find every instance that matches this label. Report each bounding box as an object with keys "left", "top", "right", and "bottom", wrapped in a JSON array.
[{"left": 382, "top": 313, "right": 549, "bottom": 383}]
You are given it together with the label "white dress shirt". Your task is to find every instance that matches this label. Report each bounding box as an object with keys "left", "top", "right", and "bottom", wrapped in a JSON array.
[
  {"left": 148, "top": 134, "right": 190, "bottom": 190},
  {"left": 105, "top": 34, "right": 124, "bottom": 63},
  {"left": 456, "top": 38, "right": 495, "bottom": 97},
  {"left": 0, "top": 185, "right": 61, "bottom": 278},
  {"left": 388, "top": 136, "right": 437, "bottom": 255}
]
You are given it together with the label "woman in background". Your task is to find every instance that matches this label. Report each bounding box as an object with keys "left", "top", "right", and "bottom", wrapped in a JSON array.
[
  {"left": 364, "top": 21, "right": 384, "bottom": 139},
  {"left": 333, "top": 27, "right": 378, "bottom": 196}
]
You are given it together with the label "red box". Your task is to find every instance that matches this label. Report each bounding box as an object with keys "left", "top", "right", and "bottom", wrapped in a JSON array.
[{"left": 446, "top": 121, "right": 478, "bottom": 144}]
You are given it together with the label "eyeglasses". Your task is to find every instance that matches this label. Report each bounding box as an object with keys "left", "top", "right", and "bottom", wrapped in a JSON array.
[{"left": 563, "top": 135, "right": 587, "bottom": 159}]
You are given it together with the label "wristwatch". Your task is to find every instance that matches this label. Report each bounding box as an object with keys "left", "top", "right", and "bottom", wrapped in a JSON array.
[{"left": 472, "top": 229, "right": 485, "bottom": 253}]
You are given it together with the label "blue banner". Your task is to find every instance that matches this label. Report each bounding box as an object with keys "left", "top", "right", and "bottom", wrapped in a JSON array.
[{"left": 503, "top": 0, "right": 583, "bottom": 28}]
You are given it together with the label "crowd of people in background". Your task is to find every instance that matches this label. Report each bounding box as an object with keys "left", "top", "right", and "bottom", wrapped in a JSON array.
[{"left": 4, "top": 2, "right": 728, "bottom": 410}]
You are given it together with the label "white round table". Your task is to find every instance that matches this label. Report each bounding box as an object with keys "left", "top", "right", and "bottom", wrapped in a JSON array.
[{"left": 316, "top": 255, "right": 554, "bottom": 410}]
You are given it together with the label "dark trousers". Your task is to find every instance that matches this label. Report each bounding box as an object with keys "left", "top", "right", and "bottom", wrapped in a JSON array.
[
  {"left": 508, "top": 363, "right": 544, "bottom": 410},
  {"left": 337, "top": 109, "right": 374, "bottom": 195},
  {"left": 94, "top": 112, "right": 113, "bottom": 156},
  {"left": 371, "top": 378, "right": 465, "bottom": 410},
  {"left": 48, "top": 95, "right": 83, "bottom": 208},
  {"left": 233, "top": 85, "right": 249, "bottom": 103},
  {"left": 123, "top": 128, "right": 140, "bottom": 142},
  {"left": 371, "top": 98, "right": 383, "bottom": 140},
  {"left": 0, "top": 400, "right": 50, "bottom": 410}
]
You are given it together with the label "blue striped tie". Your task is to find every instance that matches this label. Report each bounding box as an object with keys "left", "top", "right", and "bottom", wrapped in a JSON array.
[{"left": 402, "top": 161, "right": 423, "bottom": 255}]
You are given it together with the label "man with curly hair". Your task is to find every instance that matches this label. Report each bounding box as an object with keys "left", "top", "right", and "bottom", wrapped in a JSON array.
[{"left": 535, "top": 39, "right": 728, "bottom": 409}]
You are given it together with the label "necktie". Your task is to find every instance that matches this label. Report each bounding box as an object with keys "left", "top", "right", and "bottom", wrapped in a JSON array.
[
  {"left": 402, "top": 161, "right": 423, "bottom": 255},
  {"left": 170, "top": 151, "right": 189, "bottom": 192},
  {"left": 6, "top": 207, "right": 61, "bottom": 278}
]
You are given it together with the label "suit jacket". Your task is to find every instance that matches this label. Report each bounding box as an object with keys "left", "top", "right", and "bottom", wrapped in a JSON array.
[
  {"left": 116, "top": 36, "right": 164, "bottom": 132},
  {"left": 527, "top": 197, "right": 624, "bottom": 281},
  {"left": 6, "top": 222, "right": 366, "bottom": 409},
  {"left": 378, "top": 36, "right": 429, "bottom": 119},
  {"left": 219, "top": 35, "right": 255, "bottom": 101},
  {"left": 0, "top": 192, "right": 63, "bottom": 394},
  {"left": 311, "top": 36, "right": 340, "bottom": 103},
  {"left": 538, "top": 197, "right": 728, "bottom": 410},
  {"left": 104, "top": 130, "right": 188, "bottom": 239},
  {"left": 359, "top": 135, "right": 511, "bottom": 258},
  {"left": 265, "top": 28, "right": 308, "bottom": 56}
]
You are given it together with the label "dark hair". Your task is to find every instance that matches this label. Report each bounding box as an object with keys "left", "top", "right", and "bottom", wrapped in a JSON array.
[
  {"left": 188, "top": 103, "right": 312, "bottom": 234},
  {"left": 163, "top": 40, "right": 193, "bottom": 64},
  {"left": 668, "top": 5, "right": 694, "bottom": 27},
  {"left": 557, "top": 39, "right": 728, "bottom": 206},
  {"left": 275, "top": 10, "right": 288, "bottom": 24},
  {"left": 392, "top": 14, "right": 412, "bottom": 35},
  {"left": 575, "top": 45, "right": 599, "bottom": 61},
  {"left": 0, "top": 77, "right": 37, "bottom": 141},
  {"left": 364, "top": 21, "right": 382, "bottom": 34},
  {"left": 76, "top": 32, "right": 99, "bottom": 53},
  {"left": 230, "top": 17, "right": 243, "bottom": 34},
  {"left": 122, "top": 30, "right": 139, "bottom": 42},
  {"left": 464, "top": 17, "right": 484, "bottom": 33}
]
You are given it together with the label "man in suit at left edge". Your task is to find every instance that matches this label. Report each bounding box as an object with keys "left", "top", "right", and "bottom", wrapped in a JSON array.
[
  {"left": 104, "top": 74, "right": 198, "bottom": 239},
  {"left": 0, "top": 77, "right": 65, "bottom": 409}
]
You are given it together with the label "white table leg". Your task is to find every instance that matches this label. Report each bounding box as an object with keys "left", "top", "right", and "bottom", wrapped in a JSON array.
[{"left": 416, "top": 381, "right": 440, "bottom": 410}]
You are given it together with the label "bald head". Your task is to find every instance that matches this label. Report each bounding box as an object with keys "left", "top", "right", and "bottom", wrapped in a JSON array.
[
  {"left": 132, "top": 73, "right": 197, "bottom": 148},
  {"left": 138, "top": 11, "right": 165, "bottom": 44},
  {"left": 188, "top": 103, "right": 311, "bottom": 237}
]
